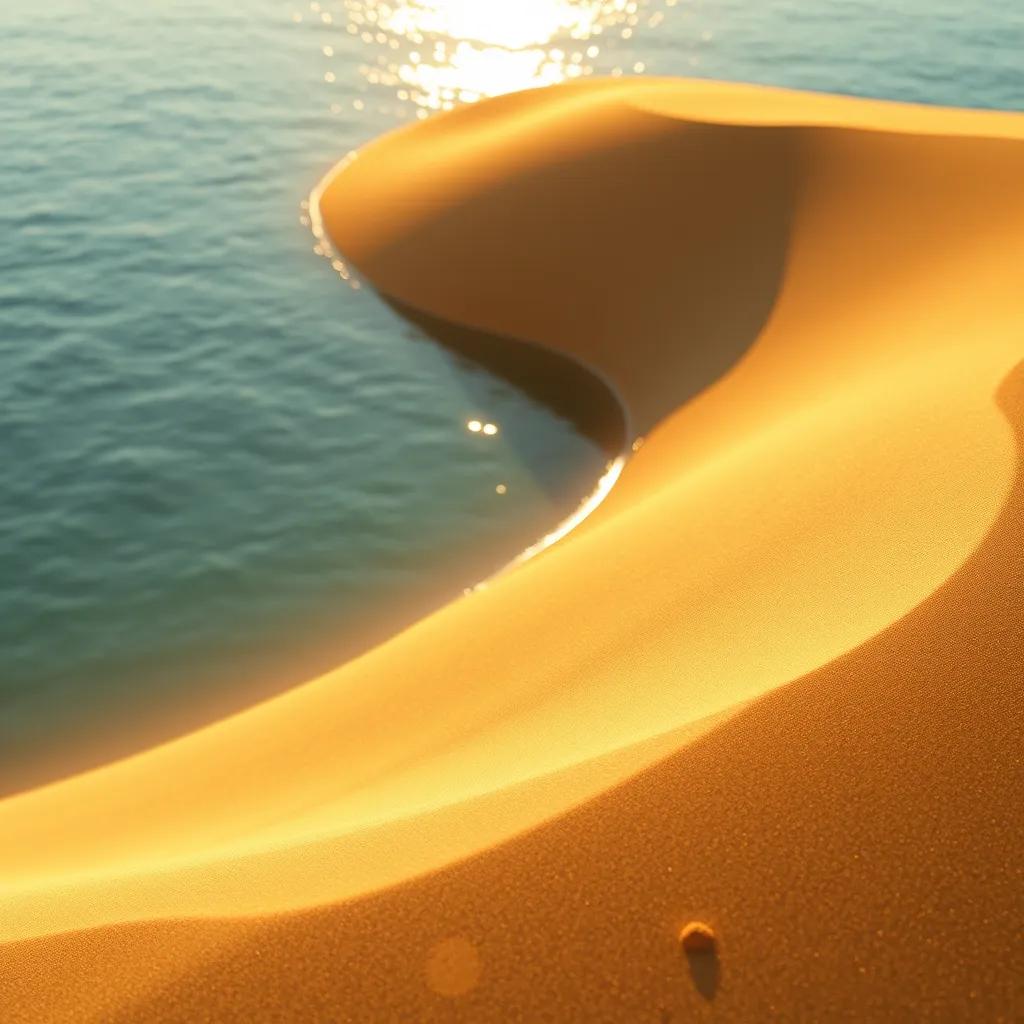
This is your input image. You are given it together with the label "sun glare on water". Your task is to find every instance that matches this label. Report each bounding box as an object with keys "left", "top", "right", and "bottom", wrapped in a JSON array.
[{"left": 336, "top": 0, "right": 677, "bottom": 115}]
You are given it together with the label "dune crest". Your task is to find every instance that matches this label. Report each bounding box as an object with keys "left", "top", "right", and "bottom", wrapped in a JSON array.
[{"left": 2, "top": 79, "right": 1023, "bottom": 1020}]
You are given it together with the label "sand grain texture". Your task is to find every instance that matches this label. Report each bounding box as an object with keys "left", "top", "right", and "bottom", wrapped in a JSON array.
[{"left": 2, "top": 79, "right": 1023, "bottom": 1021}]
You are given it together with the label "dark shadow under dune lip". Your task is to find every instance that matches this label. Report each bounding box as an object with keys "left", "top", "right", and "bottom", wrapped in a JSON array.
[{"left": 381, "top": 294, "right": 629, "bottom": 460}]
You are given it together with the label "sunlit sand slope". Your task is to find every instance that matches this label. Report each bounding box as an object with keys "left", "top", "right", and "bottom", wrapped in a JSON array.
[{"left": 2, "top": 79, "right": 1023, "bottom": 1021}]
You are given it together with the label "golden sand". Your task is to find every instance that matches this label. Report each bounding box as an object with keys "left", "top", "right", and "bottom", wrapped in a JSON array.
[{"left": 1, "top": 79, "right": 1022, "bottom": 1020}]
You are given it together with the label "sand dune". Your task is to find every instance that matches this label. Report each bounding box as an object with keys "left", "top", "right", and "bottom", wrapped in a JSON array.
[{"left": 2, "top": 79, "right": 1023, "bottom": 1021}]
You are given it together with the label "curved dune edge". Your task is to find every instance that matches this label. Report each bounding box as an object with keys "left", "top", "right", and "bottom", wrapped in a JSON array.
[{"left": 2, "top": 79, "right": 1023, "bottom": 1019}]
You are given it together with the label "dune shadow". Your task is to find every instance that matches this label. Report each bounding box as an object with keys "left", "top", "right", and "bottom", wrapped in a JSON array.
[
  {"left": 352, "top": 114, "right": 798, "bottom": 435},
  {"left": 384, "top": 296, "right": 628, "bottom": 459}
]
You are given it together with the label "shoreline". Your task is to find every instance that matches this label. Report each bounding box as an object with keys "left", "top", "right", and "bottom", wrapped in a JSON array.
[{"left": 2, "top": 77, "right": 1023, "bottom": 1020}]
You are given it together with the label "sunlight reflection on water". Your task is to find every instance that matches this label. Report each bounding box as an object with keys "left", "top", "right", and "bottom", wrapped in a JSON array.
[{"left": 325, "top": 0, "right": 679, "bottom": 116}]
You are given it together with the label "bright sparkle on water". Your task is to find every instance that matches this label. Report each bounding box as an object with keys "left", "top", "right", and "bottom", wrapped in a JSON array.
[{"left": 338, "top": 0, "right": 677, "bottom": 112}]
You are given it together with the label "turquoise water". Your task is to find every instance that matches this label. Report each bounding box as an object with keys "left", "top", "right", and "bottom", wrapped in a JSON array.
[
  {"left": 652, "top": 0, "right": 1023, "bottom": 110},
  {"left": 1, "top": 0, "right": 1020, "bottom": 792}
]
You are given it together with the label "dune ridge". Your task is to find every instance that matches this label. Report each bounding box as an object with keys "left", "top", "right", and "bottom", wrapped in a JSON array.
[{"left": 2, "top": 79, "right": 1023, "bottom": 1020}]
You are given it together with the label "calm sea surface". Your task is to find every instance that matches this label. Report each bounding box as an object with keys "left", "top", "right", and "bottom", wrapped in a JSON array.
[{"left": 1, "top": 0, "right": 1020, "bottom": 789}]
